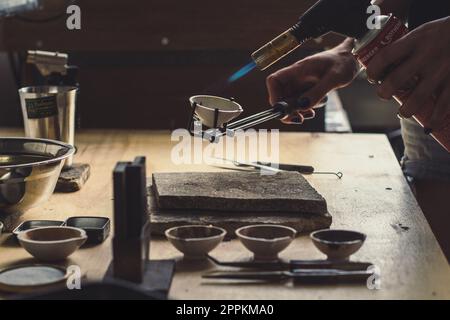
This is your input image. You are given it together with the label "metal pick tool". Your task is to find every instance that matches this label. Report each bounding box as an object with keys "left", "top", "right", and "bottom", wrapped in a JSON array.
[{"left": 213, "top": 157, "right": 343, "bottom": 179}]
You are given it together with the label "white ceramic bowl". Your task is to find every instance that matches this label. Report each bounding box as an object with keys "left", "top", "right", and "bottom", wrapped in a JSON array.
[
  {"left": 18, "top": 226, "right": 87, "bottom": 262},
  {"left": 236, "top": 224, "right": 297, "bottom": 261},
  {"left": 165, "top": 225, "right": 226, "bottom": 259},
  {"left": 189, "top": 95, "right": 243, "bottom": 128}
]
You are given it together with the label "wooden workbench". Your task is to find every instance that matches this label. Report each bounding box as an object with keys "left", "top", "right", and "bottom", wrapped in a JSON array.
[{"left": 0, "top": 128, "right": 449, "bottom": 299}]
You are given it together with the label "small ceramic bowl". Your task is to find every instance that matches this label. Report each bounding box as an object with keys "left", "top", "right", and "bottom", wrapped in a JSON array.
[
  {"left": 165, "top": 225, "right": 226, "bottom": 259},
  {"left": 236, "top": 224, "right": 297, "bottom": 261},
  {"left": 18, "top": 226, "right": 87, "bottom": 262},
  {"left": 189, "top": 95, "right": 243, "bottom": 128},
  {"left": 310, "top": 229, "right": 366, "bottom": 261}
]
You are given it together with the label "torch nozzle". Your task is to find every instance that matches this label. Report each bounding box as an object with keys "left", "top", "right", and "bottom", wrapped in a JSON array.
[
  {"left": 251, "top": 29, "right": 301, "bottom": 70},
  {"left": 251, "top": 0, "right": 373, "bottom": 70}
]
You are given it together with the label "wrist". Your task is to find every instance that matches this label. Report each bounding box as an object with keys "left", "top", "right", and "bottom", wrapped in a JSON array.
[
  {"left": 334, "top": 38, "right": 355, "bottom": 54},
  {"left": 333, "top": 38, "right": 357, "bottom": 64},
  {"left": 334, "top": 39, "right": 360, "bottom": 82}
]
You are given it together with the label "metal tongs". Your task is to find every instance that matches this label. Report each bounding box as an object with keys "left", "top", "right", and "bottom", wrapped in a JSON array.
[
  {"left": 201, "top": 96, "right": 328, "bottom": 142},
  {"left": 224, "top": 96, "right": 328, "bottom": 137},
  {"left": 203, "top": 269, "right": 373, "bottom": 284},
  {"left": 206, "top": 255, "right": 372, "bottom": 271},
  {"left": 203, "top": 255, "right": 374, "bottom": 284}
]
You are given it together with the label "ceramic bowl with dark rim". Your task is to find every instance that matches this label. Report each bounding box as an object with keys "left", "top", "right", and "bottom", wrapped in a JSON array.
[
  {"left": 236, "top": 224, "right": 297, "bottom": 261},
  {"left": 165, "top": 225, "right": 227, "bottom": 259},
  {"left": 18, "top": 226, "right": 87, "bottom": 262},
  {"left": 310, "top": 229, "right": 366, "bottom": 261}
]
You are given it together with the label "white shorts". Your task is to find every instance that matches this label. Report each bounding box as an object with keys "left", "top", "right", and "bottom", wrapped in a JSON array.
[{"left": 401, "top": 118, "right": 450, "bottom": 182}]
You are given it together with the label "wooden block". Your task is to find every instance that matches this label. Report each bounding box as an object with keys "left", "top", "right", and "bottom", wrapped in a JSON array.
[
  {"left": 0, "top": 211, "right": 23, "bottom": 232},
  {"left": 152, "top": 172, "right": 327, "bottom": 214},
  {"left": 148, "top": 185, "right": 332, "bottom": 237},
  {"left": 55, "top": 163, "right": 91, "bottom": 193}
]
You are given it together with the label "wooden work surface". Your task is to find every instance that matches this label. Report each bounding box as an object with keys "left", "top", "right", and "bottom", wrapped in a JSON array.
[{"left": 0, "top": 128, "right": 449, "bottom": 299}]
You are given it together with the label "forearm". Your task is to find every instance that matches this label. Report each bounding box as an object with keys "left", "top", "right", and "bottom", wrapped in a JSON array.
[{"left": 332, "top": 37, "right": 356, "bottom": 53}]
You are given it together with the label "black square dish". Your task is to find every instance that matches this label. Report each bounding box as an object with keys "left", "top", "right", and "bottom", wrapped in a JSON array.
[
  {"left": 13, "top": 220, "right": 65, "bottom": 236},
  {"left": 64, "top": 216, "right": 110, "bottom": 244}
]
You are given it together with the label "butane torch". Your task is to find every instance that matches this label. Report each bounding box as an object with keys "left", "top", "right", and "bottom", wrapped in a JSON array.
[
  {"left": 191, "top": 0, "right": 374, "bottom": 143},
  {"left": 251, "top": 0, "right": 372, "bottom": 70},
  {"left": 251, "top": 0, "right": 450, "bottom": 152}
]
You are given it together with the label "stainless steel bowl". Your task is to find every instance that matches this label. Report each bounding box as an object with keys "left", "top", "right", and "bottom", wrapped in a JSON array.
[{"left": 0, "top": 138, "right": 75, "bottom": 215}]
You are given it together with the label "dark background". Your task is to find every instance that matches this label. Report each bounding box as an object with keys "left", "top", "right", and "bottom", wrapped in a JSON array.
[{"left": 0, "top": 0, "right": 399, "bottom": 132}]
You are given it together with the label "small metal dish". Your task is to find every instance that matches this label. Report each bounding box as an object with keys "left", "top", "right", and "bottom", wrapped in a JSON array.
[
  {"left": 13, "top": 220, "right": 65, "bottom": 236},
  {"left": 189, "top": 95, "right": 243, "bottom": 128},
  {"left": 0, "top": 264, "right": 69, "bottom": 294},
  {"left": 64, "top": 216, "right": 110, "bottom": 244},
  {"left": 165, "top": 225, "right": 226, "bottom": 260},
  {"left": 310, "top": 229, "right": 366, "bottom": 261}
]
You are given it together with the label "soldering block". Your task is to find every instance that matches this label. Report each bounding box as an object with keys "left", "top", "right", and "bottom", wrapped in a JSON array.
[
  {"left": 151, "top": 171, "right": 327, "bottom": 214},
  {"left": 55, "top": 163, "right": 91, "bottom": 193}
]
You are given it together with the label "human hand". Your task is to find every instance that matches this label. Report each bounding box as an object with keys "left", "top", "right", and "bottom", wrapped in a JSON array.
[
  {"left": 366, "top": 17, "right": 450, "bottom": 130},
  {"left": 266, "top": 38, "right": 358, "bottom": 124}
]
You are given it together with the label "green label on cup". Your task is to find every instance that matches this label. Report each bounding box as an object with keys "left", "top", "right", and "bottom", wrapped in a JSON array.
[{"left": 25, "top": 96, "right": 58, "bottom": 119}]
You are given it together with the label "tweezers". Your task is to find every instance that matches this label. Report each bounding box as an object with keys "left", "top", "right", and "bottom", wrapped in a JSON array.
[
  {"left": 202, "top": 269, "right": 374, "bottom": 284},
  {"left": 207, "top": 255, "right": 373, "bottom": 271}
]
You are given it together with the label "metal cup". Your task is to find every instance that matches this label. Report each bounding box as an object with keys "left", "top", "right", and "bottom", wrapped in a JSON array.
[{"left": 18, "top": 86, "right": 77, "bottom": 168}]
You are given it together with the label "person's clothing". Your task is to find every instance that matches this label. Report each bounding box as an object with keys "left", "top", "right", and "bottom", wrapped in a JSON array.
[
  {"left": 401, "top": 1, "right": 450, "bottom": 262},
  {"left": 401, "top": 119, "right": 450, "bottom": 182},
  {"left": 412, "top": 178, "right": 450, "bottom": 262},
  {"left": 400, "top": 1, "right": 450, "bottom": 182},
  {"left": 408, "top": 0, "right": 450, "bottom": 30}
]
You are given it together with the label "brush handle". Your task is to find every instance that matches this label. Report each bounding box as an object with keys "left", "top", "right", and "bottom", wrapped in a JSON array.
[
  {"left": 290, "top": 260, "right": 373, "bottom": 271},
  {"left": 290, "top": 270, "right": 373, "bottom": 284},
  {"left": 256, "top": 162, "right": 314, "bottom": 174}
]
